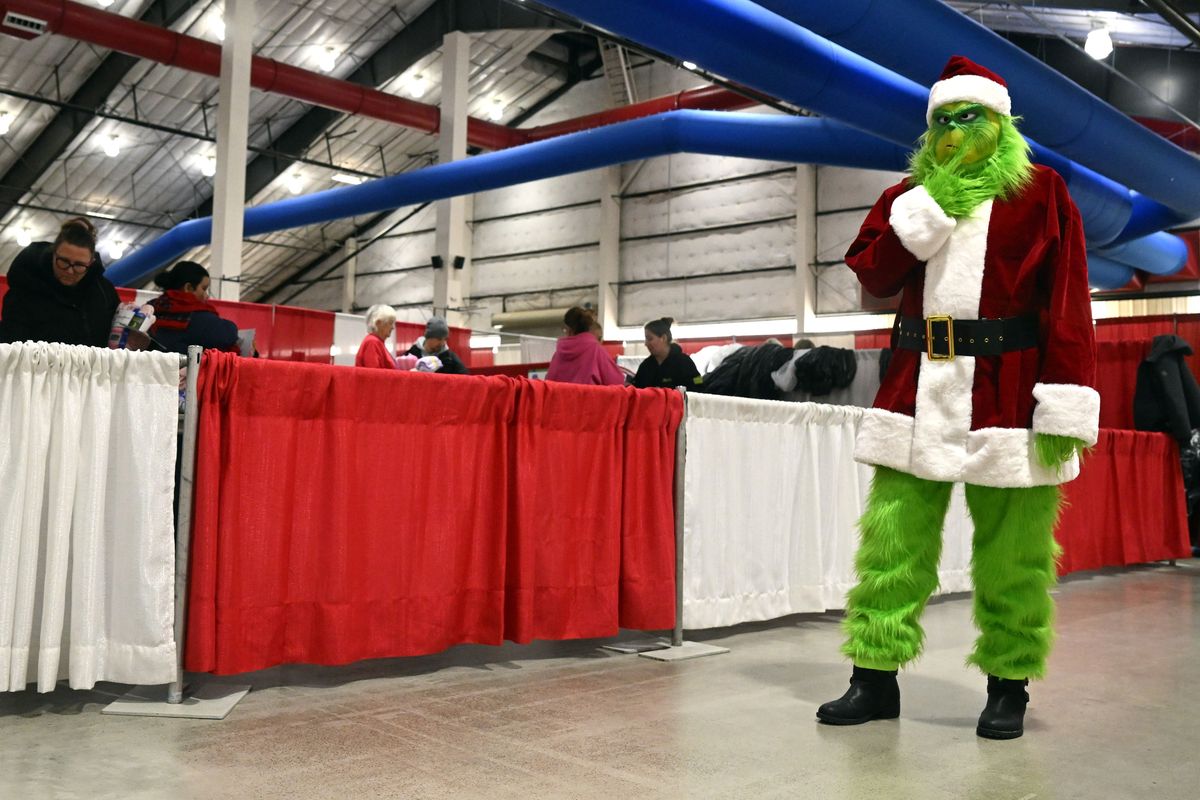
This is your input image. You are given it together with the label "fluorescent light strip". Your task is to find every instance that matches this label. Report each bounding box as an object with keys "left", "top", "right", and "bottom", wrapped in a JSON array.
[{"left": 331, "top": 173, "right": 364, "bottom": 185}]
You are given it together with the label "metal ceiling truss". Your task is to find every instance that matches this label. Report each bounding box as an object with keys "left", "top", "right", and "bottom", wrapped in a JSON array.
[
  {"left": 0, "top": 0, "right": 199, "bottom": 227},
  {"left": 255, "top": 31, "right": 604, "bottom": 305}
]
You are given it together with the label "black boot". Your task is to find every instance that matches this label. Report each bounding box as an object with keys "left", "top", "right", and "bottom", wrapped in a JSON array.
[
  {"left": 816, "top": 666, "right": 900, "bottom": 725},
  {"left": 976, "top": 675, "right": 1029, "bottom": 740}
]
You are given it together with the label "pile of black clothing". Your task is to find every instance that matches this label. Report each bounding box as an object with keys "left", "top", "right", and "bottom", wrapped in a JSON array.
[
  {"left": 698, "top": 342, "right": 857, "bottom": 401},
  {"left": 1133, "top": 334, "right": 1200, "bottom": 552},
  {"left": 699, "top": 341, "right": 794, "bottom": 400},
  {"left": 793, "top": 346, "right": 858, "bottom": 396}
]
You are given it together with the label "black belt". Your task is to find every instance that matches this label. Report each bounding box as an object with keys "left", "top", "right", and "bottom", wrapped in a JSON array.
[{"left": 895, "top": 314, "right": 1039, "bottom": 360}]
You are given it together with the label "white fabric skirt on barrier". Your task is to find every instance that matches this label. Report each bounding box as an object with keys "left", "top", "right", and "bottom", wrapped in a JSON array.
[
  {"left": 0, "top": 343, "right": 180, "bottom": 692},
  {"left": 682, "top": 393, "right": 973, "bottom": 630}
]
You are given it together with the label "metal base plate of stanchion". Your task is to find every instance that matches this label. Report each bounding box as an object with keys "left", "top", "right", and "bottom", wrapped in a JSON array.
[
  {"left": 600, "top": 638, "right": 672, "bottom": 654},
  {"left": 102, "top": 682, "right": 250, "bottom": 720},
  {"left": 639, "top": 641, "right": 730, "bottom": 661}
]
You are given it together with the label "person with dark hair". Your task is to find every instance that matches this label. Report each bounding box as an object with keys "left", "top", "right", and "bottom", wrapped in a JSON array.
[
  {"left": 0, "top": 217, "right": 118, "bottom": 347},
  {"left": 146, "top": 261, "right": 239, "bottom": 354},
  {"left": 633, "top": 317, "right": 701, "bottom": 389},
  {"left": 405, "top": 316, "right": 468, "bottom": 374},
  {"left": 546, "top": 306, "right": 624, "bottom": 385}
]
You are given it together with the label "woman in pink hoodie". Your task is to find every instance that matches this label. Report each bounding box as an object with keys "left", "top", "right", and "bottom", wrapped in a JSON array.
[{"left": 546, "top": 306, "right": 625, "bottom": 386}]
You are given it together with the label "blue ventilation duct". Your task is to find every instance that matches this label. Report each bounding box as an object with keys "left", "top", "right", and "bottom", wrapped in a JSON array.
[
  {"left": 752, "top": 0, "right": 1199, "bottom": 241},
  {"left": 1086, "top": 255, "right": 1136, "bottom": 291},
  {"left": 1098, "top": 231, "right": 1189, "bottom": 276},
  {"left": 535, "top": 0, "right": 1185, "bottom": 254},
  {"left": 107, "top": 112, "right": 913, "bottom": 285}
]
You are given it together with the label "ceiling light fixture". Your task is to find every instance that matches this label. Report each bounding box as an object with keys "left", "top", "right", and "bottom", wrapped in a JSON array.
[
  {"left": 96, "top": 0, "right": 114, "bottom": 6},
  {"left": 286, "top": 171, "right": 303, "bottom": 195},
  {"left": 102, "top": 134, "right": 120, "bottom": 158},
  {"left": 331, "top": 173, "right": 364, "bottom": 185},
  {"left": 0, "top": 112, "right": 10, "bottom": 136},
  {"left": 487, "top": 97, "right": 505, "bottom": 122},
  {"left": 408, "top": 73, "right": 428, "bottom": 99},
  {"left": 212, "top": 15, "right": 225, "bottom": 42},
  {"left": 318, "top": 47, "right": 337, "bottom": 73},
  {"left": 89, "top": 210, "right": 117, "bottom": 220},
  {"left": 16, "top": 227, "right": 32, "bottom": 247},
  {"left": 1085, "top": 27, "right": 1113, "bottom": 60},
  {"left": 200, "top": 155, "right": 216, "bottom": 178},
  {"left": 107, "top": 240, "right": 125, "bottom": 259},
  {"left": 681, "top": 60, "right": 698, "bottom": 71}
]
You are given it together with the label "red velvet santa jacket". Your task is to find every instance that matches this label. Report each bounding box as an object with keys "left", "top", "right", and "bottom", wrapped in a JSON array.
[{"left": 845, "top": 165, "right": 1098, "bottom": 488}]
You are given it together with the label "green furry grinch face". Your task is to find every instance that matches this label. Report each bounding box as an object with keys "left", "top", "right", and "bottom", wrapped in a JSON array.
[{"left": 929, "top": 102, "right": 1001, "bottom": 166}]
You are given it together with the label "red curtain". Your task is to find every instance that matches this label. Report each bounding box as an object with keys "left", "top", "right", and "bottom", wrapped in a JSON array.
[
  {"left": 1094, "top": 315, "right": 1174, "bottom": 343},
  {"left": 1095, "top": 340, "right": 1148, "bottom": 430},
  {"left": 186, "top": 354, "right": 680, "bottom": 674},
  {"left": 1057, "top": 429, "right": 1191, "bottom": 575},
  {"left": 504, "top": 381, "right": 680, "bottom": 642}
]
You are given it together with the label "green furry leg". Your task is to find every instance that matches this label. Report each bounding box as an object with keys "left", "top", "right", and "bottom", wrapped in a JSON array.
[
  {"left": 963, "top": 483, "right": 1063, "bottom": 680},
  {"left": 842, "top": 466, "right": 954, "bottom": 670}
]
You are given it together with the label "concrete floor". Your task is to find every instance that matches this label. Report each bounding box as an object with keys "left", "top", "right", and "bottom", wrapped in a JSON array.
[{"left": 2, "top": 561, "right": 1196, "bottom": 800}]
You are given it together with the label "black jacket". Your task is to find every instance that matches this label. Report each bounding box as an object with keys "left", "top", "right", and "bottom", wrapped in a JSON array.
[
  {"left": 0, "top": 242, "right": 118, "bottom": 348},
  {"left": 698, "top": 342, "right": 794, "bottom": 400},
  {"left": 634, "top": 343, "right": 701, "bottom": 389},
  {"left": 1133, "top": 334, "right": 1200, "bottom": 444},
  {"left": 405, "top": 343, "right": 469, "bottom": 374}
]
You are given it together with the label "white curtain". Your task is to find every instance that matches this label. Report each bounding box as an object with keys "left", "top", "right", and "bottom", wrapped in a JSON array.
[
  {"left": 0, "top": 343, "right": 179, "bottom": 692},
  {"left": 683, "top": 393, "right": 973, "bottom": 630}
]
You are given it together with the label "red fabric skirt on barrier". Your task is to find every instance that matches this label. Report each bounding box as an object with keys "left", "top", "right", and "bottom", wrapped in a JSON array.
[
  {"left": 1057, "top": 429, "right": 1191, "bottom": 575},
  {"left": 185, "top": 354, "right": 679, "bottom": 675}
]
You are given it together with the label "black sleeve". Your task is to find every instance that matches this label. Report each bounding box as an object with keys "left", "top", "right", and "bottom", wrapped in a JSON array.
[
  {"left": 437, "top": 349, "right": 469, "bottom": 375},
  {"left": 1160, "top": 359, "right": 1193, "bottom": 444},
  {"left": 674, "top": 351, "right": 701, "bottom": 385},
  {"left": 183, "top": 312, "right": 239, "bottom": 350},
  {"left": 405, "top": 344, "right": 421, "bottom": 358},
  {"left": 633, "top": 358, "right": 654, "bottom": 389},
  {"left": 0, "top": 287, "right": 36, "bottom": 343}
]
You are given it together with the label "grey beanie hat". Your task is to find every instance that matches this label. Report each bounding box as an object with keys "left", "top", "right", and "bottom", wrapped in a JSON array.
[{"left": 424, "top": 316, "right": 450, "bottom": 339}]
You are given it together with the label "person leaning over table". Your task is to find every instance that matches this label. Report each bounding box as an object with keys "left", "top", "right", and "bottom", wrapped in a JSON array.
[{"left": 0, "top": 216, "right": 118, "bottom": 347}]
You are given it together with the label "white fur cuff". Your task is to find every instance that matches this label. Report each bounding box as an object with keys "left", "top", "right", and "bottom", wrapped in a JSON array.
[
  {"left": 1031, "top": 382, "right": 1101, "bottom": 446},
  {"left": 889, "top": 186, "right": 956, "bottom": 262}
]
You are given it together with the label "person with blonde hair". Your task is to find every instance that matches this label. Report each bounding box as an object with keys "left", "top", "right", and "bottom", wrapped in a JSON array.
[{"left": 355, "top": 304, "right": 398, "bottom": 369}]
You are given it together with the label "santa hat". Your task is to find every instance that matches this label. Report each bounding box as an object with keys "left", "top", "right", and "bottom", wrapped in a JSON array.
[{"left": 926, "top": 55, "right": 1011, "bottom": 124}]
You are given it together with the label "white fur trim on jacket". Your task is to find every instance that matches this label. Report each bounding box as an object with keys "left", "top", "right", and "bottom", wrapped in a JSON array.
[
  {"left": 1031, "top": 382, "right": 1101, "bottom": 446},
  {"left": 889, "top": 186, "right": 957, "bottom": 262},
  {"left": 856, "top": 408, "right": 1081, "bottom": 488},
  {"left": 927, "top": 74, "right": 1012, "bottom": 123}
]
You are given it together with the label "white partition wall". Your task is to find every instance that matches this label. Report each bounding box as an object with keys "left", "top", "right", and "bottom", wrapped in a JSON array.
[
  {"left": 0, "top": 344, "right": 180, "bottom": 692},
  {"left": 681, "top": 393, "right": 973, "bottom": 630}
]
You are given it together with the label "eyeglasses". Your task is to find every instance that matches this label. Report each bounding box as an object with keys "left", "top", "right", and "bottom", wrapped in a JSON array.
[{"left": 54, "top": 255, "right": 93, "bottom": 272}]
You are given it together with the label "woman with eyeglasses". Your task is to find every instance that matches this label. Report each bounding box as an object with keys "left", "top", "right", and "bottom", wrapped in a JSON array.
[{"left": 0, "top": 217, "right": 118, "bottom": 347}]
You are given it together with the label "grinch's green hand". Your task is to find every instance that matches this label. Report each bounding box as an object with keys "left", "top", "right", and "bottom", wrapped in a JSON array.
[{"left": 1035, "top": 433, "right": 1088, "bottom": 470}]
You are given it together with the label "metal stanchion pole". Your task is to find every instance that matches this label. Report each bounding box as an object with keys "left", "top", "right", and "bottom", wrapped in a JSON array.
[
  {"left": 106, "top": 346, "right": 250, "bottom": 718},
  {"left": 640, "top": 387, "right": 728, "bottom": 662},
  {"left": 168, "top": 345, "right": 203, "bottom": 704},
  {"left": 672, "top": 386, "right": 687, "bottom": 647}
]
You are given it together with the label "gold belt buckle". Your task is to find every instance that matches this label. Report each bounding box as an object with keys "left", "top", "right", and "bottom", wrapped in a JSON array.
[{"left": 925, "top": 315, "right": 955, "bottom": 361}]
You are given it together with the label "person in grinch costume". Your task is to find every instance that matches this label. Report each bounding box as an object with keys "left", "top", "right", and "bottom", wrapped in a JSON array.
[{"left": 817, "top": 56, "right": 1098, "bottom": 740}]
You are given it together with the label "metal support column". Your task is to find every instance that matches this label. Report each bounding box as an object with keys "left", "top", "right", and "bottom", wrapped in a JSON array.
[
  {"left": 209, "top": 0, "right": 255, "bottom": 301},
  {"left": 342, "top": 237, "right": 358, "bottom": 314},
  {"left": 793, "top": 164, "right": 818, "bottom": 335},
  {"left": 598, "top": 165, "right": 621, "bottom": 338},
  {"left": 433, "top": 30, "right": 472, "bottom": 326}
]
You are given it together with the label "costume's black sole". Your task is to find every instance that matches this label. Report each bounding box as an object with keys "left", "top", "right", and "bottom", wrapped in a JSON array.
[
  {"left": 976, "top": 725, "right": 1023, "bottom": 740},
  {"left": 816, "top": 708, "right": 900, "bottom": 725}
]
